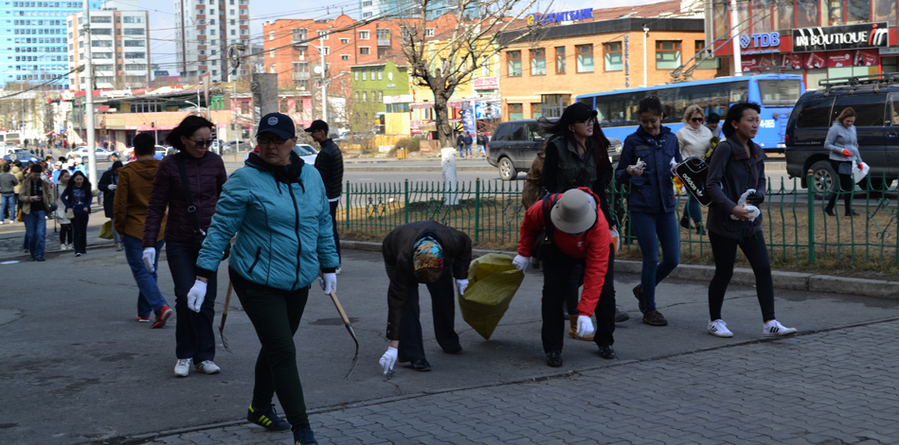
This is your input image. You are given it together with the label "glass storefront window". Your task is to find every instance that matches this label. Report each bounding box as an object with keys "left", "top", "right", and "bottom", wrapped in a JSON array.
[
  {"left": 821, "top": 0, "right": 844, "bottom": 26},
  {"left": 797, "top": 0, "right": 819, "bottom": 27},
  {"left": 847, "top": 0, "right": 872, "bottom": 23},
  {"left": 751, "top": 0, "right": 773, "bottom": 34},
  {"left": 736, "top": 0, "right": 750, "bottom": 34},
  {"left": 874, "top": 0, "right": 898, "bottom": 26},
  {"left": 775, "top": 0, "right": 794, "bottom": 29}
]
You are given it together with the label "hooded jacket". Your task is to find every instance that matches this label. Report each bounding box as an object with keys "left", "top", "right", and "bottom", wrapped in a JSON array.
[
  {"left": 705, "top": 138, "right": 767, "bottom": 239},
  {"left": 517, "top": 187, "right": 610, "bottom": 317},
  {"left": 114, "top": 159, "right": 166, "bottom": 241},
  {"left": 381, "top": 221, "right": 472, "bottom": 341},
  {"left": 614, "top": 126, "right": 682, "bottom": 213},
  {"left": 314, "top": 138, "right": 343, "bottom": 200},
  {"left": 196, "top": 152, "right": 338, "bottom": 291},
  {"left": 143, "top": 151, "right": 227, "bottom": 247}
]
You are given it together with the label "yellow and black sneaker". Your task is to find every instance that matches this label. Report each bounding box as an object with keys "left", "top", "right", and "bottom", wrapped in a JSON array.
[
  {"left": 247, "top": 403, "right": 291, "bottom": 432},
  {"left": 293, "top": 426, "right": 318, "bottom": 445}
]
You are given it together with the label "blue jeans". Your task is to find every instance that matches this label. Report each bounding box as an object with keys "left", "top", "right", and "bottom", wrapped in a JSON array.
[
  {"left": 629, "top": 210, "right": 680, "bottom": 312},
  {"left": 23, "top": 210, "right": 47, "bottom": 258},
  {"left": 0, "top": 193, "right": 15, "bottom": 222},
  {"left": 123, "top": 235, "right": 168, "bottom": 317},
  {"left": 464, "top": 144, "right": 472, "bottom": 157},
  {"left": 683, "top": 195, "right": 701, "bottom": 224},
  {"left": 166, "top": 241, "right": 217, "bottom": 362},
  {"left": 457, "top": 144, "right": 464, "bottom": 157}
]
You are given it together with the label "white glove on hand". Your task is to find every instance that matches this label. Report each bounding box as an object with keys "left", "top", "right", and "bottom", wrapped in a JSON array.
[
  {"left": 318, "top": 273, "right": 337, "bottom": 295},
  {"left": 455, "top": 279, "right": 469, "bottom": 296},
  {"left": 379, "top": 346, "right": 397, "bottom": 375},
  {"left": 107, "top": 184, "right": 117, "bottom": 191},
  {"left": 512, "top": 254, "right": 529, "bottom": 272},
  {"left": 576, "top": 315, "right": 595, "bottom": 338},
  {"left": 142, "top": 247, "right": 156, "bottom": 273},
  {"left": 187, "top": 279, "right": 207, "bottom": 313}
]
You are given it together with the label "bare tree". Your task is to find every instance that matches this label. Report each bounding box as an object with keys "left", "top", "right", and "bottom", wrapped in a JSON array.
[{"left": 399, "top": 0, "right": 544, "bottom": 148}]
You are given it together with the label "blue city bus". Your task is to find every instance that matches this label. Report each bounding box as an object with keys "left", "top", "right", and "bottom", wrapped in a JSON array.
[{"left": 575, "top": 74, "right": 805, "bottom": 152}]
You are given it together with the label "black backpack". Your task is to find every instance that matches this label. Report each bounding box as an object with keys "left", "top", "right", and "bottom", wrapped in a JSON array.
[{"left": 530, "top": 193, "right": 560, "bottom": 262}]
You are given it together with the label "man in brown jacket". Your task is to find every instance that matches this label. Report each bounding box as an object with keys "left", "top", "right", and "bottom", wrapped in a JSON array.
[
  {"left": 378, "top": 221, "right": 472, "bottom": 375},
  {"left": 114, "top": 133, "right": 172, "bottom": 328},
  {"left": 18, "top": 164, "right": 54, "bottom": 261}
]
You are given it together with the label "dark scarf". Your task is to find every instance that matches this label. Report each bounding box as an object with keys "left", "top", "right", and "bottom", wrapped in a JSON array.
[{"left": 246, "top": 152, "right": 305, "bottom": 185}]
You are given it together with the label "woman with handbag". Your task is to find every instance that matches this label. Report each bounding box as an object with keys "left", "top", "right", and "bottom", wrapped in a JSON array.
[
  {"left": 61, "top": 171, "right": 90, "bottom": 256},
  {"left": 538, "top": 102, "right": 624, "bottom": 351},
  {"left": 54, "top": 170, "right": 73, "bottom": 250},
  {"left": 705, "top": 102, "right": 797, "bottom": 338},
  {"left": 823, "top": 107, "right": 863, "bottom": 217},
  {"left": 143, "top": 115, "right": 227, "bottom": 378}
]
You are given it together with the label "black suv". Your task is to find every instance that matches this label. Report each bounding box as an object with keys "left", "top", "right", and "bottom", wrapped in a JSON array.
[
  {"left": 785, "top": 74, "right": 899, "bottom": 192},
  {"left": 486, "top": 119, "right": 622, "bottom": 181},
  {"left": 486, "top": 119, "right": 545, "bottom": 180}
]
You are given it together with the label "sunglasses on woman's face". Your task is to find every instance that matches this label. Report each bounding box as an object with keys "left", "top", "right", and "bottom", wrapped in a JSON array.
[
  {"left": 691, "top": 117, "right": 704, "bottom": 123},
  {"left": 189, "top": 138, "right": 215, "bottom": 148}
]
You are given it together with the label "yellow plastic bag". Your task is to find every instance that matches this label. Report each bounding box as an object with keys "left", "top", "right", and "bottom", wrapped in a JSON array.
[
  {"left": 98, "top": 220, "right": 114, "bottom": 240},
  {"left": 458, "top": 253, "right": 525, "bottom": 340}
]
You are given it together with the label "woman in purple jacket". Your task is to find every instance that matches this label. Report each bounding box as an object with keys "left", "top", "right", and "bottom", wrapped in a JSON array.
[{"left": 143, "top": 116, "right": 227, "bottom": 377}]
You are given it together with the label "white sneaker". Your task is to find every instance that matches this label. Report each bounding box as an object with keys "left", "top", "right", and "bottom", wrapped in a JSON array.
[
  {"left": 174, "top": 358, "right": 192, "bottom": 377},
  {"left": 195, "top": 360, "right": 221, "bottom": 374},
  {"left": 763, "top": 320, "right": 797, "bottom": 337},
  {"left": 708, "top": 319, "right": 734, "bottom": 338}
]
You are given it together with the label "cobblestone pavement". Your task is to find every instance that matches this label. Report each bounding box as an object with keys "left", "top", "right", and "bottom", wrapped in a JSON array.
[{"left": 125, "top": 318, "right": 899, "bottom": 445}]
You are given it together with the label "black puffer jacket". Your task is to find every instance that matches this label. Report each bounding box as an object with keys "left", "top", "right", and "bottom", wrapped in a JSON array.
[{"left": 314, "top": 138, "right": 343, "bottom": 199}]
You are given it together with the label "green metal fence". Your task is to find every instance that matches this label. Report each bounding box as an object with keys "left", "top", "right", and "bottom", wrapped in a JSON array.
[{"left": 341, "top": 176, "right": 899, "bottom": 265}]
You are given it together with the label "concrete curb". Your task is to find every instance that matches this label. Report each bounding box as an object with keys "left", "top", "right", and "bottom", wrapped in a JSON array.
[{"left": 342, "top": 240, "right": 899, "bottom": 301}]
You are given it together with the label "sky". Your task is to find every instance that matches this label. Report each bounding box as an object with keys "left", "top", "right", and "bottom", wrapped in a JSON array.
[{"left": 136, "top": 0, "right": 669, "bottom": 76}]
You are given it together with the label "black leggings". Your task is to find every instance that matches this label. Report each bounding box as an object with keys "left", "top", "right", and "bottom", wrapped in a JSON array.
[
  {"left": 231, "top": 269, "right": 311, "bottom": 430},
  {"left": 708, "top": 231, "right": 775, "bottom": 322},
  {"left": 59, "top": 223, "right": 73, "bottom": 245},
  {"left": 71, "top": 214, "right": 89, "bottom": 254},
  {"left": 825, "top": 161, "right": 855, "bottom": 215}
]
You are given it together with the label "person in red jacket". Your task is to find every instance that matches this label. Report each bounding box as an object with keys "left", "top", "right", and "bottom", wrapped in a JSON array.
[{"left": 513, "top": 188, "right": 612, "bottom": 367}]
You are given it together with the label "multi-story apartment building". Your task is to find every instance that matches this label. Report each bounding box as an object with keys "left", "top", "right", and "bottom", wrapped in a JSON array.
[
  {"left": 67, "top": 1, "right": 150, "bottom": 90},
  {"left": 174, "top": 0, "right": 249, "bottom": 82},
  {"left": 0, "top": 0, "right": 101, "bottom": 89},
  {"left": 359, "top": 0, "right": 477, "bottom": 20}
]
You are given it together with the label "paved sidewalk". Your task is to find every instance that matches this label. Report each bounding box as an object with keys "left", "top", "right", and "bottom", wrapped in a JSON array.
[{"left": 119, "top": 318, "right": 899, "bottom": 445}]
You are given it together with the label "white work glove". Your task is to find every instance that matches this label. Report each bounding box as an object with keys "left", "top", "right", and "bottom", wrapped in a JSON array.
[
  {"left": 107, "top": 184, "right": 117, "bottom": 191},
  {"left": 379, "top": 346, "right": 397, "bottom": 375},
  {"left": 576, "top": 315, "right": 595, "bottom": 338},
  {"left": 455, "top": 279, "right": 469, "bottom": 296},
  {"left": 318, "top": 273, "right": 337, "bottom": 295},
  {"left": 142, "top": 247, "right": 156, "bottom": 273},
  {"left": 187, "top": 279, "right": 207, "bottom": 313},
  {"left": 512, "top": 254, "right": 529, "bottom": 272}
]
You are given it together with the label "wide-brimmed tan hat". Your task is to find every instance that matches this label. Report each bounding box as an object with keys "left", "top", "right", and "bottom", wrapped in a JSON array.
[{"left": 550, "top": 189, "right": 597, "bottom": 234}]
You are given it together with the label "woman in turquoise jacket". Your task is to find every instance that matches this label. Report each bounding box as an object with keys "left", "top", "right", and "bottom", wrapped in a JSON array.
[{"left": 189, "top": 113, "right": 337, "bottom": 445}]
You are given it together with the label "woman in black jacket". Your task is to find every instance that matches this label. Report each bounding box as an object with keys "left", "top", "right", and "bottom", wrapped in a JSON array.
[
  {"left": 705, "top": 102, "right": 797, "bottom": 339},
  {"left": 98, "top": 160, "right": 123, "bottom": 250}
]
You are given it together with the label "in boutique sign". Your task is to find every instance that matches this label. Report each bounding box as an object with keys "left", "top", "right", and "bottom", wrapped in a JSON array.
[{"left": 793, "top": 22, "right": 889, "bottom": 52}]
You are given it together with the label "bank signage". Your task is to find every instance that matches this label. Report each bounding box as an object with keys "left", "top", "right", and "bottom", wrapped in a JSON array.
[
  {"left": 792, "top": 22, "right": 889, "bottom": 52},
  {"left": 740, "top": 32, "right": 780, "bottom": 50},
  {"left": 526, "top": 8, "right": 593, "bottom": 26}
]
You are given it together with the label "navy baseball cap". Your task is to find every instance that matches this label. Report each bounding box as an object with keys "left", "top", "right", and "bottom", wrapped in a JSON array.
[
  {"left": 304, "top": 120, "right": 329, "bottom": 134},
  {"left": 256, "top": 113, "right": 296, "bottom": 140}
]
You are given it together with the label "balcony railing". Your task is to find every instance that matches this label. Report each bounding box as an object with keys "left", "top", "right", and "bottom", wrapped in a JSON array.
[
  {"left": 377, "top": 37, "right": 390, "bottom": 46},
  {"left": 292, "top": 71, "right": 311, "bottom": 80}
]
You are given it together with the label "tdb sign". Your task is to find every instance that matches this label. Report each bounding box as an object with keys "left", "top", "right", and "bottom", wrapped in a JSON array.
[{"left": 740, "top": 32, "right": 780, "bottom": 49}]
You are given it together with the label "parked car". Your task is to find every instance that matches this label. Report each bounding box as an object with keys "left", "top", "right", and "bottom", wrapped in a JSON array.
[
  {"left": 293, "top": 144, "right": 319, "bottom": 165},
  {"left": 66, "top": 146, "right": 118, "bottom": 162},
  {"left": 785, "top": 73, "right": 899, "bottom": 193},
  {"left": 221, "top": 141, "right": 252, "bottom": 154},
  {"left": 486, "top": 119, "right": 622, "bottom": 181},
  {"left": 9, "top": 149, "right": 40, "bottom": 164}
]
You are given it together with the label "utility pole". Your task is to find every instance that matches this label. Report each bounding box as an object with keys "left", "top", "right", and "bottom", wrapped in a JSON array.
[
  {"left": 83, "top": 0, "right": 97, "bottom": 188},
  {"left": 730, "top": 0, "right": 743, "bottom": 76},
  {"left": 320, "top": 36, "right": 327, "bottom": 122}
]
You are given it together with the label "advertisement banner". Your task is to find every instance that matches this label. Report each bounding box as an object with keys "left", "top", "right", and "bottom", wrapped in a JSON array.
[
  {"left": 827, "top": 51, "right": 854, "bottom": 68},
  {"left": 854, "top": 49, "right": 880, "bottom": 66},
  {"left": 473, "top": 77, "right": 499, "bottom": 90},
  {"left": 741, "top": 54, "right": 774, "bottom": 72},
  {"left": 782, "top": 53, "right": 803, "bottom": 69},
  {"left": 792, "top": 22, "right": 889, "bottom": 52},
  {"left": 803, "top": 52, "right": 827, "bottom": 69}
]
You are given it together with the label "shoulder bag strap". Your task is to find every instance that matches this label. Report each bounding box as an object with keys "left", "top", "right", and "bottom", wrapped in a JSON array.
[{"left": 175, "top": 155, "right": 204, "bottom": 236}]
